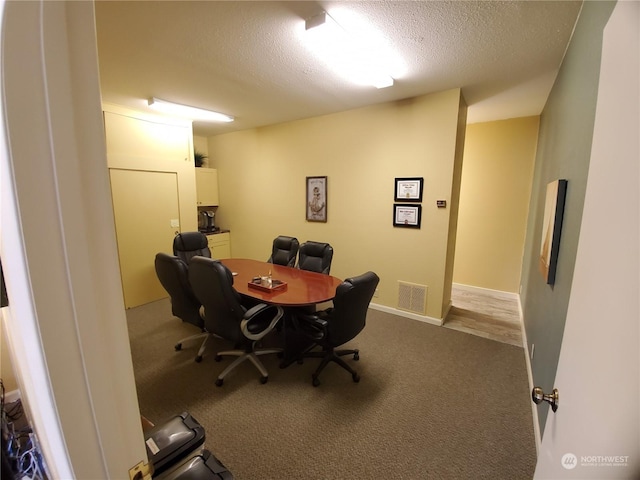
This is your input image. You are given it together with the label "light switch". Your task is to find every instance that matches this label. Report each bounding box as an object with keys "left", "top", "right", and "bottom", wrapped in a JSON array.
[{"left": 170, "top": 219, "right": 180, "bottom": 228}]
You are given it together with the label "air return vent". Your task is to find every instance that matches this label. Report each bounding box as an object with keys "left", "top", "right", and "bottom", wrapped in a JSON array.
[{"left": 397, "top": 281, "right": 428, "bottom": 315}]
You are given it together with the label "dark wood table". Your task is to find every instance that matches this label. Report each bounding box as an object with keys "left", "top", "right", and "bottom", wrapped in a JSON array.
[
  {"left": 220, "top": 258, "right": 343, "bottom": 367},
  {"left": 220, "top": 258, "right": 342, "bottom": 306}
]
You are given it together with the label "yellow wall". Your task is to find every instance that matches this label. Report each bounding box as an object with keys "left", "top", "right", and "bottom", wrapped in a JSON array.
[
  {"left": 208, "top": 89, "right": 465, "bottom": 320},
  {"left": 103, "top": 105, "right": 198, "bottom": 307},
  {"left": 453, "top": 116, "right": 539, "bottom": 293},
  {"left": 102, "top": 104, "right": 198, "bottom": 234},
  {"left": 442, "top": 95, "right": 468, "bottom": 311},
  {"left": 193, "top": 135, "right": 210, "bottom": 167}
]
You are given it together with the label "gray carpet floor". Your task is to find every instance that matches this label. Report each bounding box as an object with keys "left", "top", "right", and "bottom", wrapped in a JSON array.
[{"left": 127, "top": 298, "right": 536, "bottom": 479}]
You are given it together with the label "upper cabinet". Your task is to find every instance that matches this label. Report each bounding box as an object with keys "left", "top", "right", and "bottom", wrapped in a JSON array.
[{"left": 196, "top": 168, "right": 219, "bottom": 206}]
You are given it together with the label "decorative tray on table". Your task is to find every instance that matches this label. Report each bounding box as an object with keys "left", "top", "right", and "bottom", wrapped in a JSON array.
[{"left": 248, "top": 277, "right": 287, "bottom": 292}]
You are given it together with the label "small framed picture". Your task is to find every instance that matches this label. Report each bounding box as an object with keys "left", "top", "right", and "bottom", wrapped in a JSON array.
[
  {"left": 393, "top": 204, "right": 422, "bottom": 228},
  {"left": 306, "top": 176, "right": 327, "bottom": 222},
  {"left": 394, "top": 177, "right": 424, "bottom": 202}
]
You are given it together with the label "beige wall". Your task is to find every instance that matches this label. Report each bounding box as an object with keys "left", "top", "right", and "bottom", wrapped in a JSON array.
[
  {"left": 453, "top": 116, "right": 539, "bottom": 293},
  {"left": 1, "top": 320, "right": 18, "bottom": 392},
  {"left": 208, "top": 89, "right": 465, "bottom": 320}
]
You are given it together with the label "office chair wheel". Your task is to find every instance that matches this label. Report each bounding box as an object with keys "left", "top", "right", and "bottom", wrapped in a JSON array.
[
  {"left": 312, "top": 375, "right": 320, "bottom": 387},
  {"left": 175, "top": 343, "right": 182, "bottom": 351},
  {"left": 215, "top": 378, "right": 224, "bottom": 387},
  {"left": 260, "top": 376, "right": 268, "bottom": 385},
  {"left": 352, "top": 372, "right": 360, "bottom": 383},
  {"left": 195, "top": 355, "right": 203, "bottom": 363},
  {"left": 214, "top": 355, "right": 222, "bottom": 362},
  {"left": 353, "top": 351, "right": 359, "bottom": 361}
]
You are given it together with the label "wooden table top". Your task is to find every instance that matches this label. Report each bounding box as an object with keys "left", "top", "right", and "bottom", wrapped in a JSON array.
[{"left": 220, "top": 258, "right": 342, "bottom": 307}]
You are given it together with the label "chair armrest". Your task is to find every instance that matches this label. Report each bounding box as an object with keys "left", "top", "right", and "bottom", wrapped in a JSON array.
[
  {"left": 241, "top": 303, "right": 283, "bottom": 341},
  {"left": 244, "top": 303, "right": 271, "bottom": 318},
  {"left": 293, "top": 312, "right": 328, "bottom": 341}
]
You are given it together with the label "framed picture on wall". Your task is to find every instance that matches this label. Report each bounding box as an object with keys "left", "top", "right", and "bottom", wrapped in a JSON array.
[
  {"left": 539, "top": 179, "right": 568, "bottom": 285},
  {"left": 306, "top": 176, "right": 327, "bottom": 222},
  {"left": 393, "top": 204, "right": 422, "bottom": 228},
  {"left": 394, "top": 177, "right": 424, "bottom": 202}
]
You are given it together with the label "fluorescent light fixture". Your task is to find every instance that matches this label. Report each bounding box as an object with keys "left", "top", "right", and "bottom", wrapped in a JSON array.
[
  {"left": 304, "top": 11, "right": 397, "bottom": 89},
  {"left": 148, "top": 97, "right": 234, "bottom": 123}
]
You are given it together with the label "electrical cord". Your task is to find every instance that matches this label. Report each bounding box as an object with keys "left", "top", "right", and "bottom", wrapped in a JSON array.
[{"left": 1, "top": 378, "right": 47, "bottom": 479}]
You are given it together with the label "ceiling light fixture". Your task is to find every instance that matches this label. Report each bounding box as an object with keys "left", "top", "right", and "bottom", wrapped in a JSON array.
[
  {"left": 304, "top": 11, "right": 395, "bottom": 89},
  {"left": 147, "top": 97, "right": 234, "bottom": 123}
]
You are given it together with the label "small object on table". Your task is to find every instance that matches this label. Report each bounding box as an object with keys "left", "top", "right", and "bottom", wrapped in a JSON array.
[{"left": 248, "top": 277, "right": 287, "bottom": 292}]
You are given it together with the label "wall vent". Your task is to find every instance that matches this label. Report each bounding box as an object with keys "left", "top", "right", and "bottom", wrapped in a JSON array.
[{"left": 397, "top": 281, "right": 428, "bottom": 315}]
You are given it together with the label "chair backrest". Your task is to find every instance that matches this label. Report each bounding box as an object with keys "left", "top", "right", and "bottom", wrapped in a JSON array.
[
  {"left": 154, "top": 253, "right": 204, "bottom": 329},
  {"left": 173, "top": 232, "right": 211, "bottom": 265},
  {"left": 268, "top": 235, "right": 299, "bottom": 267},
  {"left": 188, "top": 256, "right": 246, "bottom": 344},
  {"left": 327, "top": 271, "right": 380, "bottom": 347},
  {"left": 297, "top": 241, "right": 333, "bottom": 274}
]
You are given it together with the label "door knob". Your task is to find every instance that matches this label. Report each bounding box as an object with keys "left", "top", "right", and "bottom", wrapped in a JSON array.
[{"left": 532, "top": 387, "right": 559, "bottom": 412}]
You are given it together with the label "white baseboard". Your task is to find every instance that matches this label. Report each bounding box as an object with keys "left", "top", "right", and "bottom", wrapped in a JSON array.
[
  {"left": 4, "top": 389, "right": 21, "bottom": 404},
  {"left": 452, "top": 282, "right": 519, "bottom": 301},
  {"left": 369, "top": 302, "right": 443, "bottom": 326}
]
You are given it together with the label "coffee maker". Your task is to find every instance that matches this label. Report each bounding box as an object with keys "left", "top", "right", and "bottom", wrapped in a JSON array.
[{"left": 198, "top": 210, "right": 216, "bottom": 233}]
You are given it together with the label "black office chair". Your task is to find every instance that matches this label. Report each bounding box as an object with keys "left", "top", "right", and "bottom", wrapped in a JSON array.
[
  {"left": 154, "top": 253, "right": 212, "bottom": 362},
  {"left": 267, "top": 235, "right": 299, "bottom": 267},
  {"left": 294, "top": 271, "right": 379, "bottom": 386},
  {"left": 189, "top": 257, "right": 284, "bottom": 386},
  {"left": 173, "top": 232, "right": 211, "bottom": 265},
  {"left": 297, "top": 241, "right": 333, "bottom": 274}
]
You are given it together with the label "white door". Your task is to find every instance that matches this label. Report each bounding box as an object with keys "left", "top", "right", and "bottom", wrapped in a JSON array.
[
  {"left": 110, "top": 168, "right": 180, "bottom": 308},
  {"left": 534, "top": 2, "right": 639, "bottom": 478}
]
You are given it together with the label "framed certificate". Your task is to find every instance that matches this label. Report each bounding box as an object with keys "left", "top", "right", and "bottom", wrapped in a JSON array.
[
  {"left": 394, "top": 177, "right": 423, "bottom": 202},
  {"left": 393, "top": 204, "right": 422, "bottom": 228}
]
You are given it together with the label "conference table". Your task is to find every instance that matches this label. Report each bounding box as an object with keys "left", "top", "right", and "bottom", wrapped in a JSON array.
[
  {"left": 220, "top": 258, "right": 342, "bottom": 307},
  {"left": 220, "top": 258, "right": 343, "bottom": 366}
]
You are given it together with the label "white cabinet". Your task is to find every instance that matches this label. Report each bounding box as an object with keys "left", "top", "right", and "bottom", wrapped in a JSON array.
[
  {"left": 207, "top": 232, "right": 231, "bottom": 259},
  {"left": 195, "top": 168, "right": 219, "bottom": 206}
]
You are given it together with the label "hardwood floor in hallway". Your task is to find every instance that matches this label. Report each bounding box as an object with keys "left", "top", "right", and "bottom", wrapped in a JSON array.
[{"left": 444, "top": 285, "right": 523, "bottom": 348}]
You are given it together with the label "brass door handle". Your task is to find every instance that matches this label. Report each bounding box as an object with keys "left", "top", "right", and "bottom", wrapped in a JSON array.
[{"left": 532, "top": 387, "right": 559, "bottom": 412}]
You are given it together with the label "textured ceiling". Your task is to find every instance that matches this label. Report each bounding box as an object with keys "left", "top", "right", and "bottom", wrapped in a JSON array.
[{"left": 95, "top": 1, "right": 582, "bottom": 137}]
